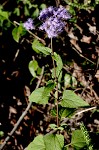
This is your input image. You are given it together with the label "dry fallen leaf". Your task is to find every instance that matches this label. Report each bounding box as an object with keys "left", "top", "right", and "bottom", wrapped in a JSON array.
[
  {"left": 87, "top": 23, "right": 96, "bottom": 35},
  {"left": 81, "top": 35, "right": 91, "bottom": 44},
  {"left": 95, "top": 70, "right": 99, "bottom": 79},
  {"left": 9, "top": 106, "right": 17, "bottom": 119},
  {"left": 24, "top": 86, "right": 30, "bottom": 97},
  {"left": 72, "top": 62, "right": 87, "bottom": 87},
  {"left": 70, "top": 39, "right": 82, "bottom": 53},
  {"left": 68, "top": 28, "right": 78, "bottom": 40}
]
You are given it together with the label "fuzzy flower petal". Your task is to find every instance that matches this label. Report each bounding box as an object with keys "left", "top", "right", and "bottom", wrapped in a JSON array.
[
  {"left": 39, "top": 17, "right": 66, "bottom": 38},
  {"left": 54, "top": 7, "right": 71, "bottom": 20},
  {"left": 23, "top": 18, "right": 35, "bottom": 30},
  {"left": 39, "top": 6, "right": 56, "bottom": 21},
  {"left": 39, "top": 6, "right": 71, "bottom": 38}
]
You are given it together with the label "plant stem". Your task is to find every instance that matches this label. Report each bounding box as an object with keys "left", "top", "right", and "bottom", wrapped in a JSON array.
[{"left": 51, "top": 38, "right": 59, "bottom": 127}]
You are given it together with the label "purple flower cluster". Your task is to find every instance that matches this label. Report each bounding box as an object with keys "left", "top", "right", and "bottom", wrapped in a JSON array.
[
  {"left": 39, "top": 6, "right": 71, "bottom": 38},
  {"left": 39, "top": 6, "right": 55, "bottom": 21},
  {"left": 39, "top": 17, "right": 66, "bottom": 38},
  {"left": 54, "top": 7, "right": 71, "bottom": 20},
  {"left": 23, "top": 18, "right": 35, "bottom": 30}
]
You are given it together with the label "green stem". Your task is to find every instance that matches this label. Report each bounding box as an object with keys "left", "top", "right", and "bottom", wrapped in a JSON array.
[
  {"left": 51, "top": 38, "right": 59, "bottom": 127},
  {"left": 64, "top": 143, "right": 72, "bottom": 147}
]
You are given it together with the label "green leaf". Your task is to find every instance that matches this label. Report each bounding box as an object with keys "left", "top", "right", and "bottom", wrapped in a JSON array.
[
  {"left": 27, "top": 135, "right": 45, "bottom": 150},
  {"left": 32, "top": 39, "right": 52, "bottom": 55},
  {"left": 71, "top": 130, "right": 86, "bottom": 149},
  {"left": 32, "top": 8, "right": 39, "bottom": 18},
  {"left": 12, "top": 26, "right": 24, "bottom": 42},
  {"left": 49, "top": 124, "right": 57, "bottom": 130},
  {"left": 40, "top": 4, "right": 47, "bottom": 9},
  {"left": 12, "top": 27, "right": 20, "bottom": 42},
  {"left": 29, "top": 87, "right": 48, "bottom": 104},
  {"left": 28, "top": 60, "right": 38, "bottom": 77},
  {"left": 42, "top": 82, "right": 55, "bottom": 99},
  {"left": 61, "top": 90, "right": 89, "bottom": 108},
  {"left": 61, "top": 108, "right": 75, "bottom": 119},
  {"left": 0, "top": 10, "right": 9, "bottom": 19},
  {"left": 24, "top": 5, "right": 30, "bottom": 16},
  {"left": 13, "top": 8, "right": 20, "bottom": 16},
  {"left": 0, "top": 131, "right": 4, "bottom": 137},
  {"left": 53, "top": 52, "right": 63, "bottom": 77},
  {"left": 44, "top": 134, "right": 64, "bottom": 150},
  {"left": 29, "top": 82, "right": 55, "bottom": 104},
  {"left": 71, "top": 76, "right": 77, "bottom": 88}
]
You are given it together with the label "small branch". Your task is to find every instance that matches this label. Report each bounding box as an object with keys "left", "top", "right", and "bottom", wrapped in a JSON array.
[
  {"left": 13, "top": 21, "right": 46, "bottom": 45},
  {"left": 74, "top": 106, "right": 97, "bottom": 116},
  {"left": 72, "top": 46, "right": 95, "bottom": 65},
  {"left": 0, "top": 67, "right": 44, "bottom": 150}
]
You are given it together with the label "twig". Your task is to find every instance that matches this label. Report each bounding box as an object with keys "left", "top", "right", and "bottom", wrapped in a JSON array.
[
  {"left": 80, "top": 74, "right": 92, "bottom": 97},
  {"left": 2, "top": 0, "right": 9, "bottom": 6},
  {"left": 74, "top": 106, "right": 97, "bottom": 116},
  {"left": 72, "top": 46, "right": 95, "bottom": 64},
  {"left": 0, "top": 67, "right": 44, "bottom": 150}
]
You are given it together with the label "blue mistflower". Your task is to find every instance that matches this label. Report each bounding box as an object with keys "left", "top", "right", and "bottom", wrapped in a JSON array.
[
  {"left": 54, "top": 7, "right": 71, "bottom": 20},
  {"left": 39, "top": 17, "right": 66, "bottom": 38},
  {"left": 23, "top": 18, "right": 35, "bottom": 30},
  {"left": 39, "top": 6, "right": 71, "bottom": 38},
  {"left": 39, "top": 6, "right": 56, "bottom": 22}
]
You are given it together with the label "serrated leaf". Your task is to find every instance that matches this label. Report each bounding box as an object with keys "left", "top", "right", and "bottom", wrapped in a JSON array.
[
  {"left": 71, "top": 130, "right": 86, "bottom": 148},
  {"left": 42, "top": 82, "right": 55, "bottom": 99},
  {"left": 29, "top": 83, "right": 55, "bottom": 104},
  {"left": 28, "top": 60, "right": 38, "bottom": 77},
  {"left": 44, "top": 134, "right": 64, "bottom": 150},
  {"left": 29, "top": 87, "right": 48, "bottom": 104},
  {"left": 32, "top": 39, "right": 52, "bottom": 55},
  {"left": 26, "top": 135, "right": 45, "bottom": 150},
  {"left": 61, "top": 90, "right": 89, "bottom": 108}
]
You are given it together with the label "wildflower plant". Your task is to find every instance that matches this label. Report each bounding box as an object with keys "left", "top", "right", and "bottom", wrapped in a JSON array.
[
  {"left": 1, "top": 3, "right": 95, "bottom": 150},
  {"left": 24, "top": 6, "right": 91, "bottom": 150}
]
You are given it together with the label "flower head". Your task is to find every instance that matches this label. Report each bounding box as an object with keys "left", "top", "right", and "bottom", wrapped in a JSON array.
[
  {"left": 39, "top": 6, "right": 56, "bottom": 21},
  {"left": 39, "top": 16, "right": 66, "bottom": 38},
  {"left": 23, "top": 18, "right": 35, "bottom": 30},
  {"left": 54, "top": 7, "right": 71, "bottom": 20},
  {"left": 39, "top": 6, "right": 71, "bottom": 38}
]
